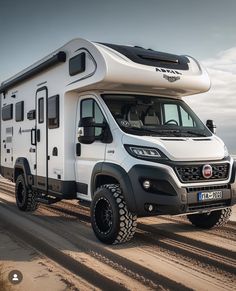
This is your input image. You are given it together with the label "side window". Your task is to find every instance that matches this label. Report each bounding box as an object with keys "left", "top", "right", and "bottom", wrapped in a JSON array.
[
  {"left": 48, "top": 95, "right": 59, "bottom": 129},
  {"left": 94, "top": 102, "right": 104, "bottom": 136},
  {"left": 69, "top": 52, "right": 86, "bottom": 76},
  {"left": 81, "top": 99, "right": 105, "bottom": 137},
  {"left": 180, "top": 106, "right": 195, "bottom": 127},
  {"left": 81, "top": 99, "right": 93, "bottom": 118},
  {"left": 38, "top": 98, "right": 44, "bottom": 123},
  {"left": 2, "top": 104, "right": 13, "bottom": 121},
  {"left": 163, "top": 104, "right": 180, "bottom": 125},
  {"left": 15, "top": 101, "right": 24, "bottom": 122}
]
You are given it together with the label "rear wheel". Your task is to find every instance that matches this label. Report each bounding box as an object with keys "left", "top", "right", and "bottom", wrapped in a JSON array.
[
  {"left": 91, "top": 184, "right": 137, "bottom": 244},
  {"left": 15, "top": 175, "right": 38, "bottom": 212},
  {"left": 187, "top": 207, "right": 232, "bottom": 229}
]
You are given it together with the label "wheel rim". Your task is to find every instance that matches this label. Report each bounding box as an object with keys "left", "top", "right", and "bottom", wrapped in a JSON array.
[
  {"left": 17, "top": 181, "right": 25, "bottom": 206},
  {"left": 94, "top": 197, "right": 113, "bottom": 234}
]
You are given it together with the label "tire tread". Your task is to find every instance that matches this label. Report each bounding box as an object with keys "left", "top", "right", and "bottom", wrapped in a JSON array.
[
  {"left": 103, "top": 184, "right": 137, "bottom": 244},
  {"left": 92, "top": 184, "right": 137, "bottom": 244},
  {"left": 187, "top": 207, "right": 232, "bottom": 229},
  {"left": 16, "top": 175, "right": 38, "bottom": 212}
]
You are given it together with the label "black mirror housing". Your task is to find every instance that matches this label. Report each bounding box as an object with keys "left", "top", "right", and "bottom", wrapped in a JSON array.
[
  {"left": 78, "top": 117, "right": 96, "bottom": 144},
  {"left": 206, "top": 119, "right": 216, "bottom": 134}
]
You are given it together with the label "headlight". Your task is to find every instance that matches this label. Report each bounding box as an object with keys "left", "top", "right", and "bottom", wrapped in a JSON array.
[
  {"left": 224, "top": 145, "right": 229, "bottom": 158},
  {"left": 129, "top": 147, "right": 161, "bottom": 157},
  {"left": 124, "top": 145, "right": 168, "bottom": 161}
]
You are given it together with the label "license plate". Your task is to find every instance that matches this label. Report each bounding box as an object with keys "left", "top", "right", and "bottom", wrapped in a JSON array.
[{"left": 198, "top": 191, "right": 223, "bottom": 201}]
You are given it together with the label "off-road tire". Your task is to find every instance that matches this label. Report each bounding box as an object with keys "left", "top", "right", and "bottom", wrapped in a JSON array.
[
  {"left": 15, "top": 175, "right": 38, "bottom": 212},
  {"left": 187, "top": 207, "right": 232, "bottom": 229},
  {"left": 91, "top": 184, "right": 137, "bottom": 244}
]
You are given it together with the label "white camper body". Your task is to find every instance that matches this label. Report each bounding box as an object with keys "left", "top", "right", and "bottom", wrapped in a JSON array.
[{"left": 1, "top": 38, "right": 235, "bottom": 244}]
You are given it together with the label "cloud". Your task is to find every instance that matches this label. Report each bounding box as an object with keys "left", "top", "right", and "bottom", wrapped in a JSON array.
[
  {"left": 204, "top": 48, "right": 236, "bottom": 73},
  {"left": 184, "top": 47, "right": 236, "bottom": 154}
]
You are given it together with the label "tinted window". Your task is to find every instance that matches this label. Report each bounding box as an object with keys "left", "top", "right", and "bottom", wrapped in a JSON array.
[
  {"left": 94, "top": 102, "right": 104, "bottom": 135},
  {"left": 81, "top": 99, "right": 93, "bottom": 118},
  {"left": 2, "top": 104, "right": 13, "bottom": 121},
  {"left": 48, "top": 95, "right": 59, "bottom": 129},
  {"left": 81, "top": 99, "right": 105, "bottom": 137},
  {"left": 69, "top": 52, "right": 86, "bottom": 76},
  {"left": 38, "top": 98, "right": 44, "bottom": 123},
  {"left": 15, "top": 101, "right": 24, "bottom": 122}
]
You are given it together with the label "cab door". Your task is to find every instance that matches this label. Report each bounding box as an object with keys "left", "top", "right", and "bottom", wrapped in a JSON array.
[
  {"left": 75, "top": 96, "right": 107, "bottom": 200},
  {"left": 36, "top": 87, "right": 48, "bottom": 191}
]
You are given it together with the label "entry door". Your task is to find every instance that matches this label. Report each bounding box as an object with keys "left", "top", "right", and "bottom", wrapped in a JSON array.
[
  {"left": 36, "top": 87, "right": 48, "bottom": 191},
  {"left": 75, "top": 96, "right": 107, "bottom": 200}
]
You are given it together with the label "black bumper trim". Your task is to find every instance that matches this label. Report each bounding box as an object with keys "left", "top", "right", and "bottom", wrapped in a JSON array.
[{"left": 128, "top": 164, "right": 236, "bottom": 217}]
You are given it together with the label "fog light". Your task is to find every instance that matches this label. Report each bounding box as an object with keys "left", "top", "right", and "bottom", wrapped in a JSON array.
[{"left": 143, "top": 180, "right": 151, "bottom": 189}]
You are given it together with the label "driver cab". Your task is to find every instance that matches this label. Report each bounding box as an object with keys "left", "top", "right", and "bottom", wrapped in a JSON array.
[
  {"left": 101, "top": 94, "right": 208, "bottom": 138},
  {"left": 103, "top": 95, "right": 196, "bottom": 130}
]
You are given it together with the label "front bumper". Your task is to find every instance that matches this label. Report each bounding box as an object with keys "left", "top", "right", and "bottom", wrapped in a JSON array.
[{"left": 128, "top": 161, "right": 236, "bottom": 217}]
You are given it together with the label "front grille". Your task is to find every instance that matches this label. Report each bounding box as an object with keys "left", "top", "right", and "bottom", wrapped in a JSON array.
[
  {"left": 175, "top": 163, "right": 230, "bottom": 183},
  {"left": 188, "top": 200, "right": 230, "bottom": 211}
]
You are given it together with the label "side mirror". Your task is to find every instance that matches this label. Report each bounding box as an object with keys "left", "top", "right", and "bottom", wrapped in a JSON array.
[
  {"left": 206, "top": 119, "right": 216, "bottom": 134},
  {"left": 78, "top": 117, "right": 95, "bottom": 144}
]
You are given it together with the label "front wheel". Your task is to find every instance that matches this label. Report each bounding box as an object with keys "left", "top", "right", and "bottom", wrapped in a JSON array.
[
  {"left": 15, "top": 175, "right": 38, "bottom": 212},
  {"left": 187, "top": 207, "right": 232, "bottom": 229},
  {"left": 91, "top": 184, "right": 137, "bottom": 244}
]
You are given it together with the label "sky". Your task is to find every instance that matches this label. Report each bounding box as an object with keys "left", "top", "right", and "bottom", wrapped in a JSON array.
[{"left": 0, "top": 0, "right": 235, "bottom": 153}]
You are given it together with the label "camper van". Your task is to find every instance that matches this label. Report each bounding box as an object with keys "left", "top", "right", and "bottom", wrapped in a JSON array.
[{"left": 0, "top": 38, "right": 235, "bottom": 244}]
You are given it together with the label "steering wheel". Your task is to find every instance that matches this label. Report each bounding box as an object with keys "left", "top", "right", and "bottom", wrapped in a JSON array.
[
  {"left": 117, "top": 119, "right": 131, "bottom": 128},
  {"left": 164, "top": 119, "right": 178, "bottom": 125}
]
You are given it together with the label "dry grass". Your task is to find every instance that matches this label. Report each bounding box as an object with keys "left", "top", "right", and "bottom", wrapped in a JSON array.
[{"left": 0, "top": 264, "right": 13, "bottom": 291}]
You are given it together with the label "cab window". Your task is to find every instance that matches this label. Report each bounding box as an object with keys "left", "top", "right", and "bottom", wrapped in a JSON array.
[
  {"left": 81, "top": 99, "right": 105, "bottom": 136},
  {"left": 163, "top": 104, "right": 180, "bottom": 125}
]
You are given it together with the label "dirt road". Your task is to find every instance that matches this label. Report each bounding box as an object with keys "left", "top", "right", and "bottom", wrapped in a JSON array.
[{"left": 0, "top": 178, "right": 235, "bottom": 291}]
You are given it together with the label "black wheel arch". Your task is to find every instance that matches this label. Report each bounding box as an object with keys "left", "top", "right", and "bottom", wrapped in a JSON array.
[
  {"left": 91, "top": 162, "right": 137, "bottom": 213},
  {"left": 14, "top": 158, "right": 33, "bottom": 187}
]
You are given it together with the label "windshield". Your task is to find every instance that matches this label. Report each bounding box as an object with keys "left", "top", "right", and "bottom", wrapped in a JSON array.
[{"left": 102, "top": 94, "right": 211, "bottom": 137}]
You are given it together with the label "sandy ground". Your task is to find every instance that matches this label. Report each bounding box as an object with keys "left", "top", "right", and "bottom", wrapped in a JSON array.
[
  {"left": 231, "top": 205, "right": 236, "bottom": 221},
  {"left": 0, "top": 228, "right": 69, "bottom": 291},
  {"left": 0, "top": 225, "right": 95, "bottom": 291},
  {"left": 0, "top": 176, "right": 235, "bottom": 291}
]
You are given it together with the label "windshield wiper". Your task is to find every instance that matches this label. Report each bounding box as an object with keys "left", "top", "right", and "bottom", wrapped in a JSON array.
[
  {"left": 183, "top": 130, "right": 207, "bottom": 137},
  {"left": 125, "top": 127, "right": 162, "bottom": 135},
  {"left": 126, "top": 127, "right": 182, "bottom": 137},
  {"left": 123, "top": 125, "right": 207, "bottom": 138}
]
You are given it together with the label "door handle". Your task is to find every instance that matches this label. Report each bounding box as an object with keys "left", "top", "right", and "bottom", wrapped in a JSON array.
[
  {"left": 76, "top": 143, "right": 81, "bottom": 156},
  {"left": 36, "top": 129, "right": 40, "bottom": 142},
  {"left": 31, "top": 128, "right": 36, "bottom": 146}
]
